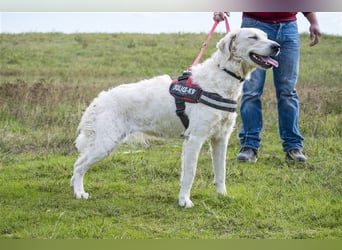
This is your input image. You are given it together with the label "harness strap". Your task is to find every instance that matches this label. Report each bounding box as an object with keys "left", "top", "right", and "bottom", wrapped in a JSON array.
[
  {"left": 174, "top": 97, "right": 189, "bottom": 129},
  {"left": 199, "top": 91, "right": 237, "bottom": 112},
  {"left": 174, "top": 91, "right": 237, "bottom": 129}
]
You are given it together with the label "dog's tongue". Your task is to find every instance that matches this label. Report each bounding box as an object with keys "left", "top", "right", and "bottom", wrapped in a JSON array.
[{"left": 262, "top": 56, "right": 279, "bottom": 68}]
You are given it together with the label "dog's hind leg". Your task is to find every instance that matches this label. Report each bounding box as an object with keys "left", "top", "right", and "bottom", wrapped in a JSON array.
[
  {"left": 178, "top": 135, "right": 206, "bottom": 208},
  {"left": 71, "top": 151, "right": 108, "bottom": 199},
  {"left": 210, "top": 136, "right": 229, "bottom": 195},
  {"left": 71, "top": 128, "right": 125, "bottom": 199}
]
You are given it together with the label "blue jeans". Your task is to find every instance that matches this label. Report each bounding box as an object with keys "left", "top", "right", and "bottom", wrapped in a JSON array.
[{"left": 239, "top": 17, "right": 304, "bottom": 152}]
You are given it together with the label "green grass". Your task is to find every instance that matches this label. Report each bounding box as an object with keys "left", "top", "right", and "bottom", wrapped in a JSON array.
[{"left": 0, "top": 32, "right": 341, "bottom": 239}]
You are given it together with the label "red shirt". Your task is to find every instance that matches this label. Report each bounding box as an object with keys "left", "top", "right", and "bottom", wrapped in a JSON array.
[{"left": 243, "top": 12, "right": 310, "bottom": 23}]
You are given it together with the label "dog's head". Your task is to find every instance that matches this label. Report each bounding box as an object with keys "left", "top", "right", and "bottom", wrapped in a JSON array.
[{"left": 217, "top": 28, "right": 280, "bottom": 70}]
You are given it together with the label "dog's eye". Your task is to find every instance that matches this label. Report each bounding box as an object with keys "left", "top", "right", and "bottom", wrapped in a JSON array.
[{"left": 248, "top": 36, "right": 258, "bottom": 40}]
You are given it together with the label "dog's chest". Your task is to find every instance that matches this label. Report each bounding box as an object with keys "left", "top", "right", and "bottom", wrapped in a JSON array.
[{"left": 208, "top": 111, "right": 237, "bottom": 136}]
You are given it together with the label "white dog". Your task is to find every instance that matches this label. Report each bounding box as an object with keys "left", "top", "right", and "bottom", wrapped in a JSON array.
[{"left": 71, "top": 28, "right": 280, "bottom": 208}]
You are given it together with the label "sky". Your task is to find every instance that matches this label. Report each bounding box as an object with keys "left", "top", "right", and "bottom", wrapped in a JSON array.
[{"left": 1, "top": 12, "right": 342, "bottom": 36}]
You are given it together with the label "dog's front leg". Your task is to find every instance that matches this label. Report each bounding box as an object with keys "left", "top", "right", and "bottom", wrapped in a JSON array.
[
  {"left": 178, "top": 135, "right": 206, "bottom": 208},
  {"left": 210, "top": 136, "right": 229, "bottom": 195}
]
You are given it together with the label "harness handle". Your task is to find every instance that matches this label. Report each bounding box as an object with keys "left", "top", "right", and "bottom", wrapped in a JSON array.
[{"left": 189, "top": 13, "right": 230, "bottom": 71}]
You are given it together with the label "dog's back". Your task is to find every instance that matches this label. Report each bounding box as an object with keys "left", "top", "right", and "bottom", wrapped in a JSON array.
[{"left": 75, "top": 75, "right": 184, "bottom": 153}]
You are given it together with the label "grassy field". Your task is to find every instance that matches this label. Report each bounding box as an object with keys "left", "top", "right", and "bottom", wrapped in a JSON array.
[{"left": 0, "top": 32, "right": 341, "bottom": 239}]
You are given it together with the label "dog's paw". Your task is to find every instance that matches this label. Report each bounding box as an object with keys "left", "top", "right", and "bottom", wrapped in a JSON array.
[
  {"left": 74, "top": 192, "right": 90, "bottom": 199},
  {"left": 178, "top": 197, "right": 194, "bottom": 208},
  {"left": 216, "top": 187, "right": 227, "bottom": 195},
  {"left": 215, "top": 183, "right": 227, "bottom": 195}
]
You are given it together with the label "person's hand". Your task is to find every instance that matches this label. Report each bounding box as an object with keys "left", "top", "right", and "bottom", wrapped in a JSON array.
[
  {"left": 309, "top": 23, "right": 321, "bottom": 46},
  {"left": 213, "top": 12, "right": 230, "bottom": 22}
]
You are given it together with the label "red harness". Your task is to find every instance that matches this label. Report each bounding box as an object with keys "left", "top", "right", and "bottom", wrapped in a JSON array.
[
  {"left": 169, "top": 72, "right": 238, "bottom": 129},
  {"left": 169, "top": 72, "right": 202, "bottom": 103}
]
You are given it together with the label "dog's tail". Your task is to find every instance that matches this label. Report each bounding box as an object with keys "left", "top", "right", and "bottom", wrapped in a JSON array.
[{"left": 75, "top": 98, "right": 100, "bottom": 153}]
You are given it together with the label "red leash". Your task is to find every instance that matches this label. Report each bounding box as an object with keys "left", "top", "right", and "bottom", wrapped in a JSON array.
[
  {"left": 189, "top": 15, "right": 230, "bottom": 71},
  {"left": 224, "top": 15, "right": 230, "bottom": 33}
]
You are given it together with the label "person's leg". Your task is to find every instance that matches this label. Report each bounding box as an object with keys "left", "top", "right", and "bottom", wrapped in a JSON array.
[
  {"left": 237, "top": 18, "right": 275, "bottom": 162},
  {"left": 272, "top": 21, "right": 306, "bottom": 161},
  {"left": 237, "top": 66, "right": 266, "bottom": 162},
  {"left": 238, "top": 68, "right": 266, "bottom": 152}
]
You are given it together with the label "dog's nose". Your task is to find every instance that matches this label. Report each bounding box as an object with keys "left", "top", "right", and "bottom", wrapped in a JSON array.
[{"left": 271, "top": 43, "right": 280, "bottom": 53}]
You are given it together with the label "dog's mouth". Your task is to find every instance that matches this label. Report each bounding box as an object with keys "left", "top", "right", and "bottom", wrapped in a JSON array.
[{"left": 249, "top": 53, "right": 279, "bottom": 69}]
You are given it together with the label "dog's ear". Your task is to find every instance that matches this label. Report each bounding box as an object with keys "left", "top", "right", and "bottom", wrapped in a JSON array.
[{"left": 217, "top": 32, "right": 237, "bottom": 57}]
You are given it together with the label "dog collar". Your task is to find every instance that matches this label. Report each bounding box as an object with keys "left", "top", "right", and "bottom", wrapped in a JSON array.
[{"left": 222, "top": 68, "right": 245, "bottom": 82}]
